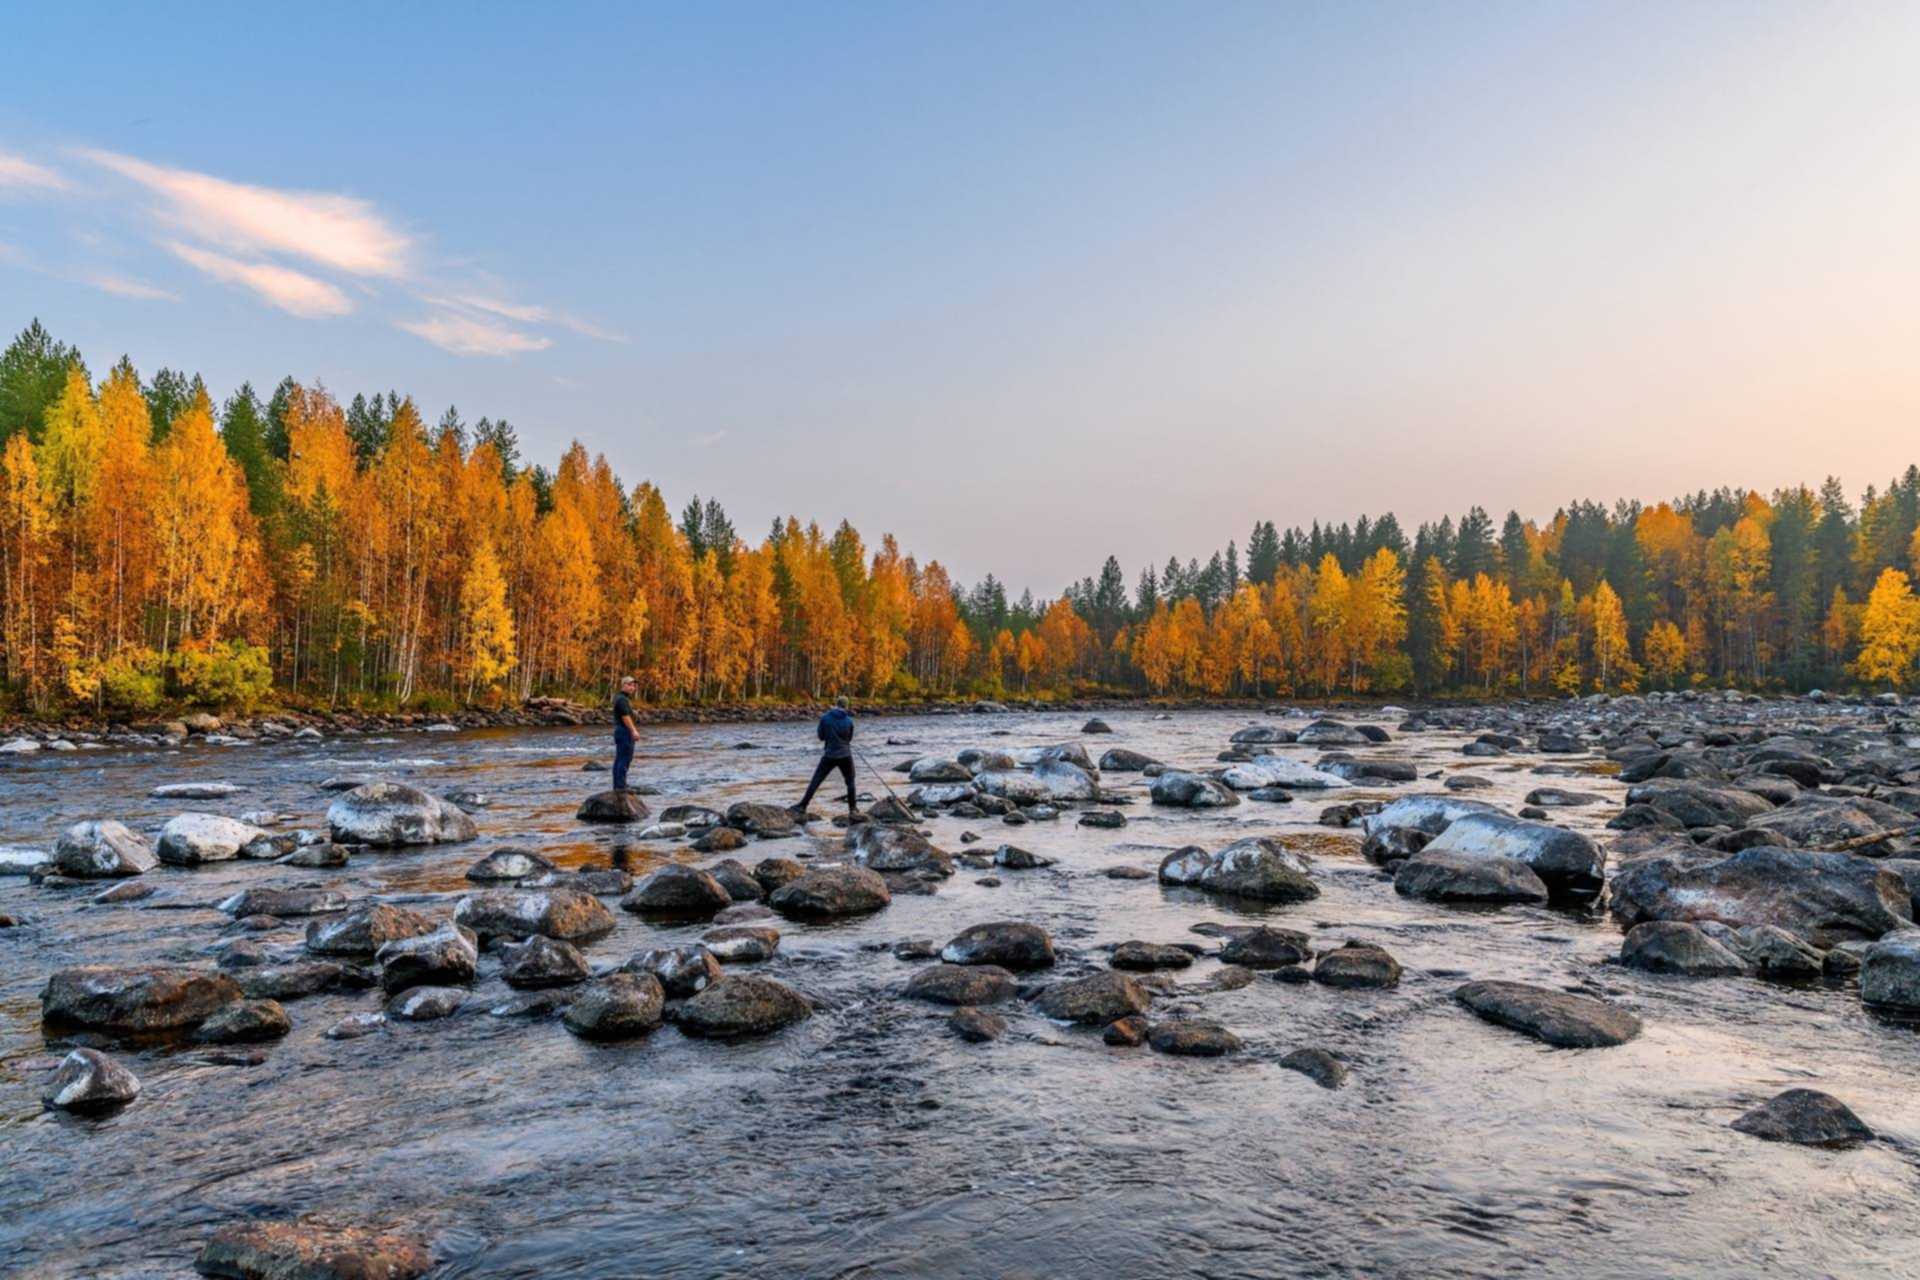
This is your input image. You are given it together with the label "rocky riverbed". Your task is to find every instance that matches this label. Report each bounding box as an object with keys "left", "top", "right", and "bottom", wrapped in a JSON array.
[{"left": 4, "top": 698, "right": 1920, "bottom": 1277}]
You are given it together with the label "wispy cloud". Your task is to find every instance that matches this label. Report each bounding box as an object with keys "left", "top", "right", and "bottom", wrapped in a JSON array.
[
  {"left": 85, "top": 272, "right": 178, "bottom": 302},
  {"left": 167, "top": 242, "right": 351, "bottom": 318},
  {"left": 81, "top": 148, "right": 409, "bottom": 277},
  {"left": 437, "top": 293, "right": 627, "bottom": 343},
  {"left": 397, "top": 312, "right": 551, "bottom": 357},
  {"left": 0, "top": 151, "right": 68, "bottom": 193}
]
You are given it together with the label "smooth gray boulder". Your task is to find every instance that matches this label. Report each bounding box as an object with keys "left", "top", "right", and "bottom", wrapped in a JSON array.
[
  {"left": 327, "top": 782, "right": 477, "bottom": 846},
  {"left": 1619, "top": 921, "right": 1748, "bottom": 976},
  {"left": 1149, "top": 772, "right": 1240, "bottom": 809},
  {"left": 1394, "top": 851, "right": 1548, "bottom": 904},
  {"left": 41, "top": 965, "right": 242, "bottom": 1035},
  {"left": 52, "top": 820, "right": 157, "bottom": 878},
  {"left": 1731, "top": 1089, "right": 1873, "bottom": 1147},
  {"left": 675, "top": 974, "right": 812, "bottom": 1037},
  {"left": 1609, "top": 848, "right": 1911, "bottom": 947},
  {"left": 1861, "top": 930, "right": 1920, "bottom": 1011},
  {"left": 1416, "top": 812, "right": 1606, "bottom": 897},
  {"left": 1454, "top": 980, "right": 1642, "bottom": 1048},
  {"left": 157, "top": 813, "right": 265, "bottom": 866},
  {"left": 42, "top": 1048, "right": 141, "bottom": 1113},
  {"left": 1158, "top": 837, "right": 1318, "bottom": 903},
  {"left": 454, "top": 888, "right": 617, "bottom": 942}
]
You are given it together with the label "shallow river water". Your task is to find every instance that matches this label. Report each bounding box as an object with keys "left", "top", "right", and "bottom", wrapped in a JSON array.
[{"left": 3, "top": 708, "right": 1919, "bottom": 1278}]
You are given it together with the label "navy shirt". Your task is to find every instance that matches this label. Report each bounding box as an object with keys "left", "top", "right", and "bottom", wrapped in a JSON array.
[
  {"left": 817, "top": 707, "right": 854, "bottom": 759},
  {"left": 613, "top": 692, "right": 634, "bottom": 733}
]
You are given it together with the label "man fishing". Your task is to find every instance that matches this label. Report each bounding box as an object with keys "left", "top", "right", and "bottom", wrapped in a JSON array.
[
  {"left": 612, "top": 675, "right": 639, "bottom": 792},
  {"left": 791, "top": 696, "right": 858, "bottom": 822}
]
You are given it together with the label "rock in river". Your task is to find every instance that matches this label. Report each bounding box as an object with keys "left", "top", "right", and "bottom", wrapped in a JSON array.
[
  {"left": 941, "top": 921, "right": 1055, "bottom": 971},
  {"left": 1033, "top": 971, "right": 1151, "bottom": 1025},
  {"left": 42, "top": 1048, "right": 141, "bottom": 1113},
  {"left": 1279, "top": 1047, "right": 1349, "bottom": 1089},
  {"left": 466, "top": 846, "right": 556, "bottom": 881},
  {"left": 620, "top": 865, "right": 733, "bottom": 919},
  {"left": 1149, "top": 771, "right": 1241, "bottom": 809},
  {"left": 52, "top": 820, "right": 156, "bottom": 878},
  {"left": 42, "top": 965, "right": 242, "bottom": 1036},
  {"left": 306, "top": 903, "right": 438, "bottom": 956},
  {"left": 1619, "top": 921, "right": 1748, "bottom": 977},
  {"left": 1414, "top": 812, "right": 1605, "bottom": 898},
  {"left": 157, "top": 813, "right": 266, "bottom": 866},
  {"left": 455, "top": 888, "right": 617, "bottom": 942},
  {"left": 327, "top": 782, "right": 477, "bottom": 846},
  {"left": 1219, "top": 926, "right": 1312, "bottom": 968},
  {"left": 194, "top": 999, "right": 292, "bottom": 1044},
  {"left": 1111, "top": 941, "right": 1195, "bottom": 971},
  {"left": 1730, "top": 1088, "right": 1873, "bottom": 1148},
  {"left": 1313, "top": 941, "right": 1401, "bottom": 989},
  {"left": 1148, "top": 1020, "right": 1243, "bottom": 1056},
  {"left": 376, "top": 922, "right": 479, "bottom": 993},
  {"left": 194, "top": 1221, "right": 433, "bottom": 1280},
  {"left": 218, "top": 887, "right": 348, "bottom": 919},
  {"left": 1454, "top": 980, "right": 1642, "bottom": 1048},
  {"left": 624, "top": 944, "right": 723, "bottom": 997},
  {"left": 563, "top": 973, "right": 665, "bottom": 1040},
  {"left": 501, "top": 935, "right": 592, "bottom": 989},
  {"left": 768, "top": 866, "right": 891, "bottom": 920},
  {"left": 950, "top": 1006, "right": 1006, "bottom": 1042},
  {"left": 1393, "top": 850, "right": 1549, "bottom": 904},
  {"left": 701, "top": 924, "right": 781, "bottom": 963},
  {"left": 577, "top": 790, "right": 649, "bottom": 823},
  {"left": 675, "top": 973, "right": 812, "bottom": 1038},
  {"left": 1609, "top": 847, "right": 1911, "bottom": 947},
  {"left": 1860, "top": 930, "right": 1920, "bottom": 1011},
  {"left": 1159, "top": 837, "right": 1318, "bottom": 903},
  {"left": 904, "top": 963, "right": 1017, "bottom": 1005},
  {"left": 727, "top": 801, "right": 800, "bottom": 838}
]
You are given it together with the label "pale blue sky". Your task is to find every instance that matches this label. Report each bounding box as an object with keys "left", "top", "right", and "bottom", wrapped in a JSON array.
[{"left": 3, "top": 2, "right": 1918, "bottom": 590}]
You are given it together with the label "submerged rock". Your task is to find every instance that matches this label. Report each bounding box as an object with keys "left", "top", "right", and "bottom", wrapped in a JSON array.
[
  {"left": 327, "top": 782, "right": 478, "bottom": 846},
  {"left": 624, "top": 944, "right": 723, "bottom": 997},
  {"left": 194, "top": 1222, "right": 434, "bottom": 1280},
  {"left": 1279, "top": 1047, "right": 1349, "bottom": 1089},
  {"left": 1149, "top": 772, "right": 1241, "bottom": 809},
  {"left": 1219, "top": 926, "right": 1312, "bottom": 968},
  {"left": 194, "top": 999, "right": 292, "bottom": 1044},
  {"left": 1111, "top": 941, "right": 1196, "bottom": 971},
  {"left": 1730, "top": 1089, "right": 1873, "bottom": 1147},
  {"left": 949, "top": 1006, "right": 1007, "bottom": 1042},
  {"left": 42, "top": 1048, "right": 141, "bottom": 1113},
  {"left": 1454, "top": 980, "right": 1642, "bottom": 1048},
  {"left": 1148, "top": 1020, "right": 1242, "bottom": 1056},
  {"left": 218, "top": 887, "right": 347, "bottom": 919}
]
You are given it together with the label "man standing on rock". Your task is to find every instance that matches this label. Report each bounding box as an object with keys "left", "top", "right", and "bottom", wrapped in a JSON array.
[
  {"left": 792, "top": 696, "right": 858, "bottom": 822},
  {"left": 612, "top": 676, "right": 639, "bottom": 792}
]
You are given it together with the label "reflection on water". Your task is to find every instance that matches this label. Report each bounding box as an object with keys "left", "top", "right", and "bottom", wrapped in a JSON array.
[{"left": 2, "top": 709, "right": 1918, "bottom": 1278}]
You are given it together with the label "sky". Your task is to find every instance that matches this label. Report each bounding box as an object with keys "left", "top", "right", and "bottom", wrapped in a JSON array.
[{"left": 3, "top": 2, "right": 1919, "bottom": 595}]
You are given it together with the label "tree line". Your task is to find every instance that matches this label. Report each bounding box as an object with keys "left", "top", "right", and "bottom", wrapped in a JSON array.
[{"left": 2, "top": 318, "right": 1919, "bottom": 716}]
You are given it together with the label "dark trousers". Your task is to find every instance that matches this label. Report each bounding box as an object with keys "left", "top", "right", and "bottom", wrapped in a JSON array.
[
  {"left": 800, "top": 754, "right": 855, "bottom": 808},
  {"left": 613, "top": 728, "right": 635, "bottom": 791}
]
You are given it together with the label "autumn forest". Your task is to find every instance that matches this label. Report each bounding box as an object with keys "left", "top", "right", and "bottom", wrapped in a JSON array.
[{"left": 2, "top": 319, "right": 1919, "bottom": 718}]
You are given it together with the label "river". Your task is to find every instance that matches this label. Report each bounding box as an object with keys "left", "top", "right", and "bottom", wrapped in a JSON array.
[{"left": 2, "top": 708, "right": 1917, "bottom": 1278}]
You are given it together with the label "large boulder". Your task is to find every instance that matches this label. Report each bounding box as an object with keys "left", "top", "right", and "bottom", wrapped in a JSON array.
[
  {"left": 1861, "top": 930, "right": 1920, "bottom": 1011},
  {"left": 1393, "top": 851, "right": 1548, "bottom": 904},
  {"left": 157, "top": 813, "right": 265, "bottom": 866},
  {"left": 466, "top": 847, "right": 557, "bottom": 881},
  {"left": 619, "top": 865, "right": 732, "bottom": 919},
  {"left": 375, "top": 921, "right": 479, "bottom": 993},
  {"left": 327, "top": 783, "right": 477, "bottom": 846},
  {"left": 1313, "top": 942, "right": 1401, "bottom": 989},
  {"left": 1454, "top": 980, "right": 1642, "bottom": 1048},
  {"left": 501, "top": 936, "right": 592, "bottom": 989},
  {"left": 1032, "top": 971, "right": 1151, "bottom": 1025},
  {"left": 194, "top": 1222, "right": 433, "bottom": 1280},
  {"left": 1737, "top": 794, "right": 1912, "bottom": 849},
  {"left": 1098, "top": 747, "right": 1159, "bottom": 772},
  {"left": 577, "top": 790, "right": 649, "bottom": 823},
  {"left": 700, "top": 924, "right": 781, "bottom": 964},
  {"left": 676, "top": 974, "right": 812, "bottom": 1037},
  {"left": 218, "top": 887, "right": 348, "bottom": 919},
  {"left": 306, "top": 903, "right": 438, "bottom": 956},
  {"left": 1158, "top": 837, "right": 1318, "bottom": 903},
  {"left": 768, "top": 867, "right": 891, "bottom": 920},
  {"left": 1619, "top": 921, "right": 1748, "bottom": 976},
  {"left": 909, "top": 757, "right": 972, "bottom": 783},
  {"left": 42, "top": 1047, "right": 141, "bottom": 1114},
  {"left": 42, "top": 965, "right": 242, "bottom": 1036},
  {"left": 1609, "top": 847, "right": 1911, "bottom": 947},
  {"left": 1359, "top": 795, "right": 1503, "bottom": 864},
  {"left": 1149, "top": 772, "right": 1240, "bottom": 809},
  {"left": 52, "top": 820, "right": 156, "bottom": 878},
  {"left": 454, "top": 888, "right": 617, "bottom": 943},
  {"left": 1623, "top": 781, "right": 1773, "bottom": 831},
  {"left": 849, "top": 824, "right": 954, "bottom": 877},
  {"left": 1415, "top": 812, "right": 1605, "bottom": 897},
  {"left": 1220, "top": 757, "right": 1351, "bottom": 791},
  {"left": 941, "top": 921, "right": 1055, "bottom": 971},
  {"left": 1014, "top": 742, "right": 1096, "bottom": 771}
]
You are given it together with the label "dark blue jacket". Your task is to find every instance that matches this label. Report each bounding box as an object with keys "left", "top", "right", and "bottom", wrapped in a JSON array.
[{"left": 817, "top": 707, "right": 854, "bottom": 759}]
